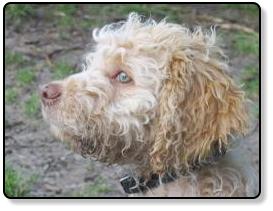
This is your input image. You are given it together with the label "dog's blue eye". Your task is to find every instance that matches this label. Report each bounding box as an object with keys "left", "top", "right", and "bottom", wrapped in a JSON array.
[{"left": 116, "top": 71, "right": 131, "bottom": 83}]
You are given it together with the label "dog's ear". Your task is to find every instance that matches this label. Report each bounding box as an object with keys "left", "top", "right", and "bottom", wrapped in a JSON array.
[{"left": 150, "top": 48, "right": 248, "bottom": 174}]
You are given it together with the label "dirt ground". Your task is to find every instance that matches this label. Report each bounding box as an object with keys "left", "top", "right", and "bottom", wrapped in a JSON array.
[{"left": 4, "top": 4, "right": 260, "bottom": 197}]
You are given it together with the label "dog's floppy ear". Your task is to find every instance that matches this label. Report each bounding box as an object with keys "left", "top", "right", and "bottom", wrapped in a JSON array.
[{"left": 150, "top": 44, "right": 248, "bottom": 174}]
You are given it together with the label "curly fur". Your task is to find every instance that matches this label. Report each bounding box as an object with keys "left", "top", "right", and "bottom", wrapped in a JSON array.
[{"left": 41, "top": 13, "right": 258, "bottom": 197}]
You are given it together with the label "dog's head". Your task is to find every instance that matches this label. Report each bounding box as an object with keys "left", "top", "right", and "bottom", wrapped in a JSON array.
[{"left": 40, "top": 13, "right": 248, "bottom": 175}]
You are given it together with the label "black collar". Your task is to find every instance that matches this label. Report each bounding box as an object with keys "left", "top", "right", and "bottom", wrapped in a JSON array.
[
  {"left": 120, "top": 172, "right": 177, "bottom": 194},
  {"left": 120, "top": 144, "right": 226, "bottom": 194}
]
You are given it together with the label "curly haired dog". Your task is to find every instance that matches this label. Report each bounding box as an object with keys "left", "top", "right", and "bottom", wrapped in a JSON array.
[{"left": 40, "top": 13, "right": 258, "bottom": 197}]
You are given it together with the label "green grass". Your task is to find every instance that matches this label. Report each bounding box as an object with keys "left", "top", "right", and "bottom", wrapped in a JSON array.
[
  {"left": 3, "top": 4, "right": 189, "bottom": 32},
  {"left": 57, "top": 4, "right": 78, "bottom": 15},
  {"left": 5, "top": 51, "right": 26, "bottom": 66},
  {"left": 241, "top": 66, "right": 259, "bottom": 100},
  {"left": 90, "top": 4, "right": 158, "bottom": 17},
  {"left": 5, "top": 4, "right": 34, "bottom": 18},
  {"left": 5, "top": 88, "right": 18, "bottom": 104},
  {"left": 5, "top": 164, "right": 37, "bottom": 197},
  {"left": 232, "top": 32, "right": 259, "bottom": 56},
  {"left": 53, "top": 61, "right": 75, "bottom": 79},
  {"left": 240, "top": 65, "right": 259, "bottom": 120},
  {"left": 87, "top": 4, "right": 186, "bottom": 25},
  {"left": 5, "top": 4, "right": 34, "bottom": 22},
  {"left": 16, "top": 67, "right": 36, "bottom": 86},
  {"left": 56, "top": 4, "right": 79, "bottom": 29},
  {"left": 51, "top": 4, "right": 188, "bottom": 30},
  {"left": 24, "top": 93, "right": 40, "bottom": 117},
  {"left": 73, "top": 178, "right": 111, "bottom": 197},
  {"left": 223, "top": 4, "right": 259, "bottom": 16}
]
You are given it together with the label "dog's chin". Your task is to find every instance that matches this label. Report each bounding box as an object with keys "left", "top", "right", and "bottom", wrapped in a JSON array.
[
  {"left": 42, "top": 107, "right": 76, "bottom": 140},
  {"left": 41, "top": 105, "right": 61, "bottom": 128},
  {"left": 48, "top": 124, "right": 97, "bottom": 156},
  {"left": 48, "top": 125, "right": 71, "bottom": 142}
]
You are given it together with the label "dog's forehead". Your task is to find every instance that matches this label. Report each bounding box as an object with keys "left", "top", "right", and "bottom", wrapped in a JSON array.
[
  {"left": 92, "top": 46, "right": 124, "bottom": 69},
  {"left": 92, "top": 42, "right": 140, "bottom": 67},
  {"left": 94, "top": 26, "right": 157, "bottom": 51}
]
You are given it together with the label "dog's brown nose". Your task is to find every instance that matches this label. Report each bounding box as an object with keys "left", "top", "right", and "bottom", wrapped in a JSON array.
[{"left": 40, "top": 83, "right": 62, "bottom": 100}]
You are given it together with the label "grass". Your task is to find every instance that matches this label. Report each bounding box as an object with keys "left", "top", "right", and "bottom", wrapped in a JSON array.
[
  {"left": 89, "top": 4, "right": 160, "bottom": 17},
  {"left": 57, "top": 4, "right": 78, "bottom": 15},
  {"left": 5, "top": 88, "right": 18, "bottom": 104},
  {"left": 241, "top": 66, "right": 259, "bottom": 100},
  {"left": 4, "top": 3, "right": 36, "bottom": 28},
  {"left": 53, "top": 61, "right": 75, "bottom": 79},
  {"left": 5, "top": 51, "right": 26, "bottom": 66},
  {"left": 5, "top": 4, "right": 34, "bottom": 20},
  {"left": 55, "top": 4, "right": 78, "bottom": 29},
  {"left": 5, "top": 164, "right": 37, "bottom": 197},
  {"left": 223, "top": 4, "right": 259, "bottom": 16},
  {"left": 87, "top": 4, "right": 186, "bottom": 24},
  {"left": 24, "top": 93, "right": 40, "bottom": 117},
  {"left": 51, "top": 4, "right": 188, "bottom": 30},
  {"left": 73, "top": 178, "right": 111, "bottom": 197},
  {"left": 232, "top": 32, "right": 259, "bottom": 56},
  {"left": 16, "top": 67, "right": 36, "bottom": 86},
  {"left": 240, "top": 65, "right": 259, "bottom": 117}
]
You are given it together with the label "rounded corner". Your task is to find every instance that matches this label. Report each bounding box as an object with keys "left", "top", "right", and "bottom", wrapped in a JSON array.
[
  {"left": 3, "top": 2, "right": 13, "bottom": 11},
  {"left": 250, "top": 188, "right": 262, "bottom": 199},
  {"left": 250, "top": 2, "right": 261, "bottom": 12},
  {"left": 3, "top": 189, "right": 14, "bottom": 199}
]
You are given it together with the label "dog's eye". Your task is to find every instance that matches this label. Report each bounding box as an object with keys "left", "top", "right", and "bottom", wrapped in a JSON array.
[{"left": 116, "top": 71, "right": 131, "bottom": 83}]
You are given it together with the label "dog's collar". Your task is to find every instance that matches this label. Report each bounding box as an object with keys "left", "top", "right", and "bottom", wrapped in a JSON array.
[
  {"left": 120, "top": 143, "right": 226, "bottom": 194},
  {"left": 120, "top": 172, "right": 177, "bottom": 194}
]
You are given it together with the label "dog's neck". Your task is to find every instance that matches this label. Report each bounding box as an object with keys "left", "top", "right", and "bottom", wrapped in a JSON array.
[
  {"left": 120, "top": 171, "right": 177, "bottom": 194},
  {"left": 119, "top": 144, "right": 227, "bottom": 194}
]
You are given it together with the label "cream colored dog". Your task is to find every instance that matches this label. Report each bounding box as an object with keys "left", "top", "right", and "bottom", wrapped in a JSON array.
[{"left": 40, "top": 13, "right": 258, "bottom": 197}]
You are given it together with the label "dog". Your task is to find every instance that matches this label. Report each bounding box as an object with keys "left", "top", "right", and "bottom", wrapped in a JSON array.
[{"left": 40, "top": 13, "right": 258, "bottom": 197}]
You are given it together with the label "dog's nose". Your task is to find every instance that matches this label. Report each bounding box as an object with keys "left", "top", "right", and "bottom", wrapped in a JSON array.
[{"left": 40, "top": 83, "right": 62, "bottom": 100}]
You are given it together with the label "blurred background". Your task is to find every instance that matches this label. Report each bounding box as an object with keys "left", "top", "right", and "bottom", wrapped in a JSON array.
[{"left": 4, "top": 3, "right": 259, "bottom": 197}]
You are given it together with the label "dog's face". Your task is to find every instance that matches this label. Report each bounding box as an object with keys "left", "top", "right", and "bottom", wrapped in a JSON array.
[
  {"left": 41, "top": 15, "right": 168, "bottom": 165},
  {"left": 41, "top": 13, "right": 248, "bottom": 174}
]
